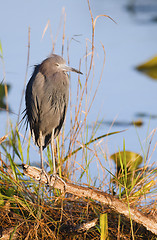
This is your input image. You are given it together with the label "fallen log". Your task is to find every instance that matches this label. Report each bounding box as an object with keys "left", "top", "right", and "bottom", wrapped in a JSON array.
[{"left": 23, "top": 164, "right": 157, "bottom": 235}]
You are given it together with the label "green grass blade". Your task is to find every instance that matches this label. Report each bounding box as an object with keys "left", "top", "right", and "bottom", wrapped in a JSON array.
[
  {"left": 0, "top": 40, "right": 3, "bottom": 58},
  {"left": 16, "top": 127, "right": 24, "bottom": 163},
  {"left": 47, "top": 145, "right": 53, "bottom": 172},
  {"left": 56, "top": 136, "right": 62, "bottom": 178},
  {"left": 100, "top": 213, "right": 108, "bottom": 240},
  {"left": 9, "top": 225, "right": 18, "bottom": 240},
  {"left": 26, "top": 132, "right": 31, "bottom": 164},
  {"left": 64, "top": 129, "right": 126, "bottom": 162}
]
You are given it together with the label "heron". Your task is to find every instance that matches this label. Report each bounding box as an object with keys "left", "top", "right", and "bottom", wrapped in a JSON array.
[{"left": 25, "top": 54, "right": 82, "bottom": 183}]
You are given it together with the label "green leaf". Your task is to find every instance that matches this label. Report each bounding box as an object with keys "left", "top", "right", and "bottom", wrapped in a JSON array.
[
  {"left": 0, "top": 83, "right": 11, "bottom": 110},
  {"left": 110, "top": 150, "right": 143, "bottom": 189},
  {"left": 136, "top": 55, "right": 157, "bottom": 80},
  {"left": 110, "top": 151, "right": 143, "bottom": 171}
]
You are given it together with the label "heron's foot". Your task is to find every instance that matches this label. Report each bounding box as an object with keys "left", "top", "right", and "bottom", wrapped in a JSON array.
[
  {"left": 40, "top": 168, "right": 50, "bottom": 184},
  {"left": 50, "top": 174, "right": 66, "bottom": 192}
]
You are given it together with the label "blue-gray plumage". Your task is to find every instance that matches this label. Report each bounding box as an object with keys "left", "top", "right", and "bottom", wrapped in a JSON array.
[{"left": 25, "top": 54, "right": 82, "bottom": 176}]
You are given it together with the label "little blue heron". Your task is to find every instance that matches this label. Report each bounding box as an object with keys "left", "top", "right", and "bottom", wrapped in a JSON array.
[{"left": 25, "top": 54, "right": 82, "bottom": 181}]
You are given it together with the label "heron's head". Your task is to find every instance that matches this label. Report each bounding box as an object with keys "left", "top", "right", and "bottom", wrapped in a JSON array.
[{"left": 50, "top": 54, "right": 83, "bottom": 75}]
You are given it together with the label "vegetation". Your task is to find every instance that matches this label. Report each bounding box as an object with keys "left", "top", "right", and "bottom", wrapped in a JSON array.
[{"left": 0, "top": 1, "right": 157, "bottom": 239}]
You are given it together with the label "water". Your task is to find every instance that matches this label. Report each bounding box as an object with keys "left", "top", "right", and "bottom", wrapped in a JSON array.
[{"left": 0, "top": 0, "right": 157, "bottom": 179}]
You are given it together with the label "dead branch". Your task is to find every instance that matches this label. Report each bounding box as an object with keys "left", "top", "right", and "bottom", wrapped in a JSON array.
[
  {"left": 23, "top": 164, "right": 157, "bottom": 235},
  {"left": 60, "top": 218, "right": 98, "bottom": 236},
  {"left": 0, "top": 227, "right": 18, "bottom": 240}
]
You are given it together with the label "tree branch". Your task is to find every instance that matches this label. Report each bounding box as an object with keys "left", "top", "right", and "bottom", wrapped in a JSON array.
[{"left": 23, "top": 164, "right": 157, "bottom": 235}]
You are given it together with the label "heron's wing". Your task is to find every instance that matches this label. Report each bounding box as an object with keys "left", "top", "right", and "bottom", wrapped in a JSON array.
[
  {"left": 41, "top": 72, "right": 69, "bottom": 148},
  {"left": 40, "top": 73, "right": 68, "bottom": 132},
  {"left": 25, "top": 69, "right": 45, "bottom": 145},
  {"left": 25, "top": 65, "right": 40, "bottom": 123},
  {"left": 25, "top": 66, "right": 69, "bottom": 148}
]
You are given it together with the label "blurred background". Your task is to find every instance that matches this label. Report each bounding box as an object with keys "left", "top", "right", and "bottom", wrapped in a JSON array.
[{"left": 0, "top": 0, "right": 157, "bottom": 177}]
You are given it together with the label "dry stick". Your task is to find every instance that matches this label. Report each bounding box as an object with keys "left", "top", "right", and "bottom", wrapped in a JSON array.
[
  {"left": 54, "top": 7, "right": 66, "bottom": 53},
  {"left": 65, "top": 51, "right": 89, "bottom": 161},
  {"left": 42, "top": 9, "right": 65, "bottom": 54},
  {"left": 23, "top": 164, "right": 157, "bottom": 235},
  {"left": 17, "top": 27, "right": 30, "bottom": 124},
  {"left": 0, "top": 134, "right": 8, "bottom": 145},
  {"left": 66, "top": 9, "right": 113, "bottom": 162},
  {"left": 0, "top": 41, "right": 9, "bottom": 131},
  {"left": 66, "top": 4, "right": 95, "bottom": 157},
  {"left": 66, "top": 36, "right": 83, "bottom": 172},
  {"left": 60, "top": 13, "right": 67, "bottom": 172},
  {"left": 67, "top": 38, "right": 73, "bottom": 169},
  {"left": 61, "top": 11, "right": 66, "bottom": 57},
  {"left": 0, "top": 227, "right": 18, "bottom": 240},
  {"left": 146, "top": 128, "right": 156, "bottom": 162},
  {"left": 65, "top": 15, "right": 94, "bottom": 161},
  {"left": 0, "top": 44, "right": 8, "bottom": 112}
]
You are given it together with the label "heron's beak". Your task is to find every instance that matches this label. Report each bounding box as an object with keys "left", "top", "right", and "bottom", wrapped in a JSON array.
[{"left": 60, "top": 64, "right": 83, "bottom": 75}]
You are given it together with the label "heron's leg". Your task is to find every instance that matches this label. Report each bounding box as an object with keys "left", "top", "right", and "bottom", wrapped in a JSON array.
[
  {"left": 50, "top": 130, "right": 66, "bottom": 191},
  {"left": 39, "top": 131, "right": 44, "bottom": 170},
  {"left": 51, "top": 129, "right": 56, "bottom": 175},
  {"left": 39, "top": 131, "right": 50, "bottom": 184}
]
